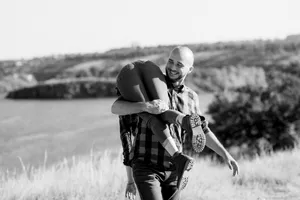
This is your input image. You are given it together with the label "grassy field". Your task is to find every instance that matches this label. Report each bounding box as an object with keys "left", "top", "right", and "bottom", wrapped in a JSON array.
[
  {"left": 0, "top": 148, "right": 300, "bottom": 200},
  {"left": 1, "top": 94, "right": 300, "bottom": 200}
]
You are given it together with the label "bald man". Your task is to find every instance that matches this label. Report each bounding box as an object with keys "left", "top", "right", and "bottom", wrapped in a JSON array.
[{"left": 112, "top": 46, "right": 239, "bottom": 200}]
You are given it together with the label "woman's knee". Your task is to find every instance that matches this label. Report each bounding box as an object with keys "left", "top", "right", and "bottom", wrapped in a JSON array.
[
  {"left": 116, "top": 63, "right": 149, "bottom": 101},
  {"left": 117, "top": 63, "right": 135, "bottom": 85}
]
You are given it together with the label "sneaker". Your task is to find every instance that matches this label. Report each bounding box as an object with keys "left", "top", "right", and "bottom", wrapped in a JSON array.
[
  {"left": 189, "top": 114, "right": 206, "bottom": 153},
  {"left": 180, "top": 176, "right": 189, "bottom": 190},
  {"left": 171, "top": 152, "right": 194, "bottom": 190}
]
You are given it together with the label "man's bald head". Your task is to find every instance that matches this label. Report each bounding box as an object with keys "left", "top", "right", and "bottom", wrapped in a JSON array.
[
  {"left": 165, "top": 46, "right": 195, "bottom": 85},
  {"left": 169, "top": 46, "right": 194, "bottom": 68}
]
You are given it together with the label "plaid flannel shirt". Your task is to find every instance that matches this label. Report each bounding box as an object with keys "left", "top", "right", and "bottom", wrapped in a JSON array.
[{"left": 119, "top": 84, "right": 211, "bottom": 169}]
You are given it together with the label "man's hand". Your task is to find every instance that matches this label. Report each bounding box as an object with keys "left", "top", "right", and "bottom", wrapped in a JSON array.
[
  {"left": 144, "top": 99, "right": 169, "bottom": 114},
  {"left": 224, "top": 153, "right": 239, "bottom": 176},
  {"left": 125, "top": 182, "right": 136, "bottom": 200}
]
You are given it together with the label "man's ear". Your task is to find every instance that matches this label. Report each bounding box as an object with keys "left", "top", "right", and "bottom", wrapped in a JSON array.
[{"left": 188, "top": 66, "right": 194, "bottom": 74}]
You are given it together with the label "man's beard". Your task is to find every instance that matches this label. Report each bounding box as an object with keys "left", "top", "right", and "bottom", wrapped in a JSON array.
[{"left": 166, "top": 69, "right": 185, "bottom": 83}]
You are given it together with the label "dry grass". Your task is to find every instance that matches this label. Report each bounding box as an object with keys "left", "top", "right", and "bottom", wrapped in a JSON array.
[
  {"left": 0, "top": 150, "right": 126, "bottom": 200},
  {"left": 1, "top": 148, "right": 300, "bottom": 200},
  {"left": 182, "top": 149, "right": 300, "bottom": 200}
]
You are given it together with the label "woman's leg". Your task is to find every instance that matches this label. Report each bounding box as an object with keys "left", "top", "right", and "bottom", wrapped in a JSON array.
[
  {"left": 116, "top": 62, "right": 178, "bottom": 155},
  {"left": 138, "top": 61, "right": 190, "bottom": 129},
  {"left": 117, "top": 61, "right": 185, "bottom": 128},
  {"left": 116, "top": 62, "right": 149, "bottom": 102}
]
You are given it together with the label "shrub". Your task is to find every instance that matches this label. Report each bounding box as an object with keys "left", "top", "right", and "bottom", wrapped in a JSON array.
[
  {"left": 266, "top": 70, "right": 300, "bottom": 104},
  {"left": 5, "top": 78, "right": 117, "bottom": 99},
  {"left": 187, "top": 65, "right": 268, "bottom": 92},
  {"left": 206, "top": 85, "right": 300, "bottom": 158},
  {"left": 0, "top": 73, "right": 37, "bottom": 93}
]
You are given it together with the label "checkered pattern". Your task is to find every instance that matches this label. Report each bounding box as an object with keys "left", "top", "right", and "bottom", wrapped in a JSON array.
[
  {"left": 119, "top": 114, "right": 139, "bottom": 166},
  {"left": 120, "top": 84, "right": 212, "bottom": 169}
]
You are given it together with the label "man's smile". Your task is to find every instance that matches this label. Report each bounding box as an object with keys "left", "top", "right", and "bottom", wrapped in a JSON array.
[{"left": 167, "top": 69, "right": 179, "bottom": 76}]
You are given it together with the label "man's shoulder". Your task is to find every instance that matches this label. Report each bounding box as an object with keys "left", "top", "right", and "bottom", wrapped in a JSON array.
[
  {"left": 184, "top": 86, "right": 197, "bottom": 94},
  {"left": 183, "top": 86, "right": 199, "bottom": 100}
]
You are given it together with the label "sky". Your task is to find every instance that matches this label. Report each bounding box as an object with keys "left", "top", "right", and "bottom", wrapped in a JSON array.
[{"left": 0, "top": 0, "right": 300, "bottom": 60}]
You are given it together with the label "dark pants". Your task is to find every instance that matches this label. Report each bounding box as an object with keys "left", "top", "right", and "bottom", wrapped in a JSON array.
[
  {"left": 116, "top": 61, "right": 183, "bottom": 143},
  {"left": 132, "top": 162, "right": 181, "bottom": 200},
  {"left": 116, "top": 61, "right": 169, "bottom": 104}
]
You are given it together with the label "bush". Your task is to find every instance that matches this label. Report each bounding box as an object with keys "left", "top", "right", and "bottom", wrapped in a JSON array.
[
  {"left": 266, "top": 70, "right": 300, "bottom": 104},
  {"left": 5, "top": 78, "right": 117, "bottom": 99},
  {"left": 206, "top": 85, "right": 300, "bottom": 158},
  {"left": 187, "top": 65, "right": 268, "bottom": 92},
  {"left": 0, "top": 73, "right": 37, "bottom": 93}
]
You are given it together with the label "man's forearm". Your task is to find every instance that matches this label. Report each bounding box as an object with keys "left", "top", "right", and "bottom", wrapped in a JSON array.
[
  {"left": 111, "top": 98, "right": 147, "bottom": 115},
  {"left": 111, "top": 98, "right": 168, "bottom": 116},
  {"left": 205, "top": 131, "right": 230, "bottom": 159}
]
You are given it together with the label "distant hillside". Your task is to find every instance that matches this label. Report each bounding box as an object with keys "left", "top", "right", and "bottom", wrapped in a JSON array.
[
  {"left": 1, "top": 36, "right": 300, "bottom": 97},
  {"left": 286, "top": 34, "right": 300, "bottom": 42},
  {"left": 6, "top": 77, "right": 116, "bottom": 99}
]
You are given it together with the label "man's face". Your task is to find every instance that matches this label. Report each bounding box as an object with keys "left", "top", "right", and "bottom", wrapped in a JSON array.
[{"left": 165, "top": 50, "right": 193, "bottom": 83}]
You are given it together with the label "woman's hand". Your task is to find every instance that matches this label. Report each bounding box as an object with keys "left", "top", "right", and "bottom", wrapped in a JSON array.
[
  {"left": 125, "top": 182, "right": 137, "bottom": 200},
  {"left": 144, "top": 99, "right": 169, "bottom": 114}
]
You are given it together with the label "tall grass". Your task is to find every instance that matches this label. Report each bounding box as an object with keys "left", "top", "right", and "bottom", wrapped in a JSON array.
[{"left": 1, "top": 148, "right": 300, "bottom": 200}]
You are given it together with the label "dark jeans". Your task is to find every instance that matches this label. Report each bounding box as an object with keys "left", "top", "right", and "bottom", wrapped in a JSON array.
[
  {"left": 132, "top": 162, "right": 181, "bottom": 200},
  {"left": 116, "top": 61, "right": 184, "bottom": 143},
  {"left": 116, "top": 61, "right": 169, "bottom": 103}
]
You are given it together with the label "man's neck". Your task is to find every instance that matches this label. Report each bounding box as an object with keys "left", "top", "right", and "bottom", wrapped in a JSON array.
[{"left": 172, "top": 79, "right": 185, "bottom": 88}]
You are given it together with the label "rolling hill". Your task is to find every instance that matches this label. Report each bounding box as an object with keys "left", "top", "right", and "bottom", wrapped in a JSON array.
[{"left": 1, "top": 37, "right": 300, "bottom": 97}]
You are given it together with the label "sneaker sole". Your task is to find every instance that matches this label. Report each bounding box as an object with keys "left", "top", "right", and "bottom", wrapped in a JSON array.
[
  {"left": 180, "top": 176, "right": 189, "bottom": 190},
  {"left": 190, "top": 114, "right": 206, "bottom": 153},
  {"left": 178, "top": 159, "right": 194, "bottom": 190},
  {"left": 185, "top": 159, "right": 194, "bottom": 171}
]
